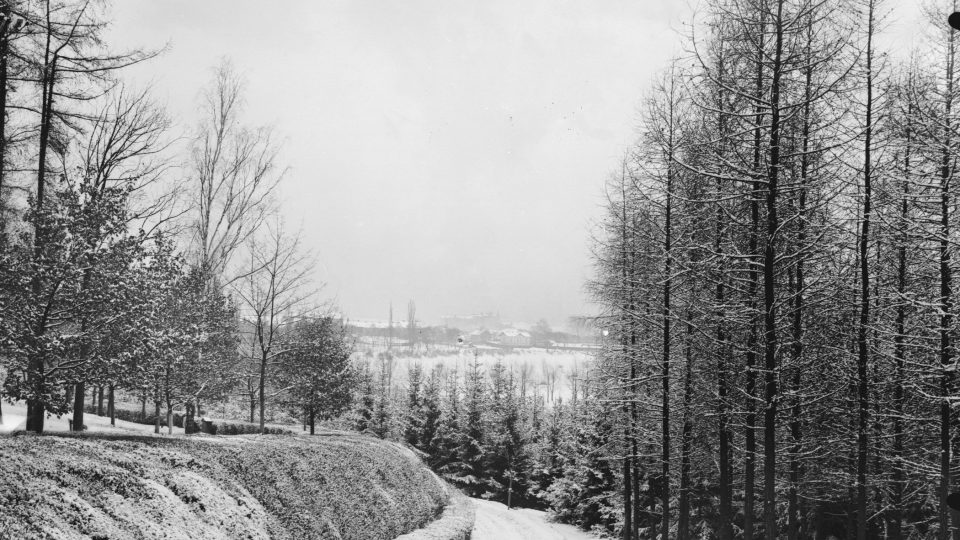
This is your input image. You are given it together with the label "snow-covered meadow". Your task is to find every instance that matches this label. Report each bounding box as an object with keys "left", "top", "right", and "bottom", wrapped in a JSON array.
[{"left": 355, "top": 346, "right": 595, "bottom": 403}]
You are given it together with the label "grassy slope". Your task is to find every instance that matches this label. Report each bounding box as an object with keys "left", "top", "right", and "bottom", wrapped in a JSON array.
[{"left": 0, "top": 433, "right": 447, "bottom": 540}]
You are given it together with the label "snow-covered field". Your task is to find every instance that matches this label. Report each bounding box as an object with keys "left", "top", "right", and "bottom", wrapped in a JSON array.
[
  {"left": 366, "top": 347, "right": 594, "bottom": 402},
  {"left": 472, "top": 498, "right": 596, "bottom": 540}
]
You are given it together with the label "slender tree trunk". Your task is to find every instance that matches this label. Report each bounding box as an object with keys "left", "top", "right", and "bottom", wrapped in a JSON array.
[
  {"left": 761, "top": 4, "right": 785, "bottom": 538},
  {"left": 108, "top": 385, "right": 115, "bottom": 426},
  {"left": 0, "top": 26, "right": 8, "bottom": 209},
  {"left": 623, "top": 438, "right": 633, "bottom": 540},
  {"left": 889, "top": 102, "right": 913, "bottom": 540},
  {"left": 713, "top": 51, "right": 734, "bottom": 540},
  {"left": 309, "top": 406, "right": 315, "bottom": 435},
  {"left": 855, "top": 4, "right": 877, "bottom": 539},
  {"left": 25, "top": 51, "right": 58, "bottom": 435},
  {"left": 249, "top": 387, "right": 256, "bottom": 424},
  {"left": 745, "top": 10, "right": 768, "bottom": 536},
  {"left": 661, "top": 123, "right": 674, "bottom": 540},
  {"left": 619, "top": 166, "right": 635, "bottom": 540},
  {"left": 678, "top": 312, "right": 694, "bottom": 540},
  {"left": 71, "top": 381, "right": 85, "bottom": 431},
  {"left": 97, "top": 386, "right": 104, "bottom": 416},
  {"left": 259, "top": 349, "right": 267, "bottom": 434},
  {"left": 154, "top": 399, "right": 161, "bottom": 434},
  {"left": 940, "top": 14, "right": 957, "bottom": 540}
]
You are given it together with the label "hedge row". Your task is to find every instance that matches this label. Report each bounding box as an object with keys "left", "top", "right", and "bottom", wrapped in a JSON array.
[
  {"left": 81, "top": 405, "right": 294, "bottom": 435},
  {"left": 82, "top": 403, "right": 179, "bottom": 427},
  {"left": 0, "top": 433, "right": 448, "bottom": 539},
  {"left": 203, "top": 420, "right": 292, "bottom": 436}
]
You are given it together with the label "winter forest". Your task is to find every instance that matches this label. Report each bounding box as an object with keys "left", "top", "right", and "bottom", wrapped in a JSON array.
[
  {"left": 586, "top": 0, "right": 960, "bottom": 538},
  {"left": 3, "top": 0, "right": 960, "bottom": 539}
]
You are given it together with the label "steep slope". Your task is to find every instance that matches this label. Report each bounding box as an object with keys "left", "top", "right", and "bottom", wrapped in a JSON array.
[{"left": 0, "top": 433, "right": 447, "bottom": 540}]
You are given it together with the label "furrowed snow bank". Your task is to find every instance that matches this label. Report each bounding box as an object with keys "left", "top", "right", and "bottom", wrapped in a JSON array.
[{"left": 0, "top": 432, "right": 446, "bottom": 539}]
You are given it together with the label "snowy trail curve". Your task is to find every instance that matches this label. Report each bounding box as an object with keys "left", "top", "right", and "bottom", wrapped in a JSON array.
[{"left": 471, "top": 498, "right": 595, "bottom": 540}]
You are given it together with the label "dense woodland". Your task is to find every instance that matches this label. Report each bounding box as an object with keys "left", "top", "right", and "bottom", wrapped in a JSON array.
[
  {"left": 592, "top": 0, "right": 960, "bottom": 538},
  {"left": 0, "top": 0, "right": 354, "bottom": 438},
  {"left": 379, "top": 1, "right": 960, "bottom": 539}
]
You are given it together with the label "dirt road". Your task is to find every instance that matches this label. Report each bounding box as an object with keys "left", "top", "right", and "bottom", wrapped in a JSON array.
[{"left": 471, "top": 498, "right": 595, "bottom": 540}]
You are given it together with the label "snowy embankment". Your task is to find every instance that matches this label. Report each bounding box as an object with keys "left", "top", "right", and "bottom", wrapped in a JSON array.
[
  {"left": 395, "top": 487, "right": 475, "bottom": 540},
  {"left": 471, "top": 498, "right": 597, "bottom": 540},
  {"left": 0, "top": 432, "right": 453, "bottom": 539}
]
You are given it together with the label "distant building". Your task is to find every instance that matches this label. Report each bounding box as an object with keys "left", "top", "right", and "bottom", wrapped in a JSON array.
[
  {"left": 440, "top": 313, "right": 502, "bottom": 332},
  {"left": 496, "top": 328, "right": 532, "bottom": 347}
]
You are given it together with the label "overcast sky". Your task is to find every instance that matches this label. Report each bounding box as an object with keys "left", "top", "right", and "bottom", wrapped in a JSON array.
[{"left": 106, "top": 0, "right": 924, "bottom": 327}]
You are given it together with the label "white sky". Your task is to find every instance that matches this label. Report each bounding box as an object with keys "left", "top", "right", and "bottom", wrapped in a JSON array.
[{"left": 105, "top": 0, "right": 924, "bottom": 327}]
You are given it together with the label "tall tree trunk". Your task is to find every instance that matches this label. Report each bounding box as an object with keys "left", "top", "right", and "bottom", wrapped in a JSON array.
[
  {"left": 249, "top": 387, "right": 256, "bottom": 424},
  {"left": 713, "top": 51, "right": 734, "bottom": 540},
  {"left": 623, "top": 439, "right": 633, "bottom": 540},
  {"left": 25, "top": 51, "right": 58, "bottom": 435},
  {"left": 661, "top": 119, "right": 674, "bottom": 540},
  {"left": 889, "top": 101, "right": 913, "bottom": 540},
  {"left": 97, "top": 386, "right": 104, "bottom": 416},
  {"left": 619, "top": 165, "right": 635, "bottom": 540},
  {"left": 0, "top": 23, "right": 8, "bottom": 208},
  {"left": 940, "top": 13, "right": 957, "bottom": 539},
  {"left": 259, "top": 348, "right": 267, "bottom": 434},
  {"left": 762, "top": 3, "right": 785, "bottom": 538},
  {"left": 745, "top": 9, "right": 768, "bottom": 536},
  {"left": 71, "top": 381, "right": 86, "bottom": 431},
  {"left": 856, "top": 4, "right": 877, "bottom": 539},
  {"left": 678, "top": 311, "right": 694, "bottom": 540},
  {"left": 108, "top": 385, "right": 115, "bottom": 426}
]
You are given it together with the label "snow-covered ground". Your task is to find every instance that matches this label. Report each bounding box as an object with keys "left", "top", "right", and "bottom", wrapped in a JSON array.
[
  {"left": 364, "top": 347, "right": 594, "bottom": 403},
  {"left": 0, "top": 401, "right": 185, "bottom": 435},
  {"left": 472, "top": 498, "right": 596, "bottom": 540}
]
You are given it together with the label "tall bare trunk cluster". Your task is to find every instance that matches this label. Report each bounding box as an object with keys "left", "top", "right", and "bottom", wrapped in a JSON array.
[{"left": 588, "top": 0, "right": 960, "bottom": 537}]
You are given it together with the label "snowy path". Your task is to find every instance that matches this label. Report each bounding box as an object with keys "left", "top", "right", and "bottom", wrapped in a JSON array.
[{"left": 471, "top": 498, "right": 596, "bottom": 540}]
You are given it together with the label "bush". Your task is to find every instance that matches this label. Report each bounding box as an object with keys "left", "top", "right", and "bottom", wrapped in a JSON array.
[
  {"left": 82, "top": 404, "right": 182, "bottom": 428},
  {"left": 199, "top": 419, "right": 293, "bottom": 436}
]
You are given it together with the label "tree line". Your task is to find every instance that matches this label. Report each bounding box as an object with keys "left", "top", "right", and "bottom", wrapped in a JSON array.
[
  {"left": 0, "top": 0, "right": 353, "bottom": 437},
  {"left": 353, "top": 351, "right": 627, "bottom": 529},
  {"left": 588, "top": 0, "right": 960, "bottom": 538}
]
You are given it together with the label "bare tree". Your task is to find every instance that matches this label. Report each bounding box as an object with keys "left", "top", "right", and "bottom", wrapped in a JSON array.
[
  {"left": 192, "top": 60, "right": 282, "bottom": 286},
  {"left": 234, "top": 221, "right": 315, "bottom": 434}
]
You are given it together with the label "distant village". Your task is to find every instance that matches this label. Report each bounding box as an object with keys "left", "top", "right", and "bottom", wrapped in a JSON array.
[{"left": 345, "top": 312, "right": 601, "bottom": 355}]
